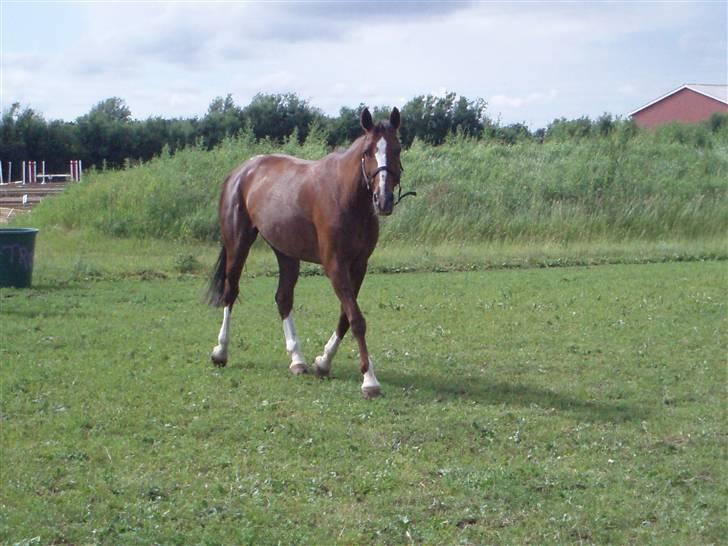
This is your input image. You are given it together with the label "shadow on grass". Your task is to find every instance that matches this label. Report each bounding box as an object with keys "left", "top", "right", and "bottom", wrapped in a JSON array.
[
  {"left": 219, "top": 358, "right": 649, "bottom": 423},
  {"left": 382, "top": 369, "right": 649, "bottom": 423}
]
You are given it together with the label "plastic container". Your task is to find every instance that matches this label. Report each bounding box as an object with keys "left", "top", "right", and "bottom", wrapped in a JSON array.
[{"left": 0, "top": 228, "right": 39, "bottom": 288}]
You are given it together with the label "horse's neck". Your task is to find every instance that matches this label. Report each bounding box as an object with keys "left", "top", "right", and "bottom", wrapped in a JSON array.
[{"left": 335, "top": 137, "right": 369, "bottom": 204}]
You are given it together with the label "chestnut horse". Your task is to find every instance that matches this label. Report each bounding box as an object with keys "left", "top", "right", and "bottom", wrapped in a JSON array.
[{"left": 207, "top": 107, "right": 405, "bottom": 398}]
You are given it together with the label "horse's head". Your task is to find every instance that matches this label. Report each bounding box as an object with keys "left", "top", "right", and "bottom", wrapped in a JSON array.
[{"left": 360, "top": 107, "right": 402, "bottom": 216}]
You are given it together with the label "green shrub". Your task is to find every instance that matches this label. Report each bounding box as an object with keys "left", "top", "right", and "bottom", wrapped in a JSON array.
[{"left": 25, "top": 122, "right": 728, "bottom": 244}]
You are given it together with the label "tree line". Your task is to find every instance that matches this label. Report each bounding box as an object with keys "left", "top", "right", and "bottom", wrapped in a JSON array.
[{"left": 4, "top": 91, "right": 722, "bottom": 174}]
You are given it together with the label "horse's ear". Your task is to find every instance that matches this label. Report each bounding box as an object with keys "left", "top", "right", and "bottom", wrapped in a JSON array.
[
  {"left": 390, "top": 107, "right": 400, "bottom": 130},
  {"left": 361, "top": 108, "right": 374, "bottom": 132}
]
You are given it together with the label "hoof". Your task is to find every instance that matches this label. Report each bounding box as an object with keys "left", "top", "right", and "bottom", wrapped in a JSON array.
[
  {"left": 361, "top": 385, "right": 382, "bottom": 399},
  {"left": 211, "top": 353, "right": 227, "bottom": 368},
  {"left": 289, "top": 362, "right": 309, "bottom": 375},
  {"left": 313, "top": 356, "right": 330, "bottom": 377}
]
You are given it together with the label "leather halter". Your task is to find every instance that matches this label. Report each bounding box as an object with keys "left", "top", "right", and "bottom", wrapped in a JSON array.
[
  {"left": 360, "top": 156, "right": 400, "bottom": 194},
  {"left": 360, "top": 156, "right": 416, "bottom": 206}
]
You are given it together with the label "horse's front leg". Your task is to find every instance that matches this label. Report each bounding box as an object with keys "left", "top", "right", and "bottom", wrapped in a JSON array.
[
  {"left": 313, "top": 260, "right": 367, "bottom": 378},
  {"left": 325, "top": 262, "right": 381, "bottom": 398},
  {"left": 312, "top": 312, "right": 346, "bottom": 377}
]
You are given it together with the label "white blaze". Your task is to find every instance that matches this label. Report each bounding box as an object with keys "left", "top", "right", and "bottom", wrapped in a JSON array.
[{"left": 374, "top": 137, "right": 387, "bottom": 202}]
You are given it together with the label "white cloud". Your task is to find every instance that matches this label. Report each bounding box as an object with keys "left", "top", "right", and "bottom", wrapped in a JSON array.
[{"left": 2, "top": 1, "right": 725, "bottom": 129}]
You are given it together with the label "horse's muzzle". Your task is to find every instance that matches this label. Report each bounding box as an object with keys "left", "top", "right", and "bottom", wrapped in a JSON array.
[{"left": 374, "top": 191, "right": 394, "bottom": 215}]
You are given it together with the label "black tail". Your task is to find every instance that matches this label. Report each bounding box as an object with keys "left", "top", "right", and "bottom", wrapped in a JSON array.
[{"left": 206, "top": 246, "right": 227, "bottom": 307}]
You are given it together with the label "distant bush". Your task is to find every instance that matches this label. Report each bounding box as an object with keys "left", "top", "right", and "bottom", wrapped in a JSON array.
[{"left": 25, "top": 117, "right": 728, "bottom": 245}]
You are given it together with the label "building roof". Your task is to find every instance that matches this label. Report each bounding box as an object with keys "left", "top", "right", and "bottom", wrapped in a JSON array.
[{"left": 629, "top": 84, "right": 728, "bottom": 117}]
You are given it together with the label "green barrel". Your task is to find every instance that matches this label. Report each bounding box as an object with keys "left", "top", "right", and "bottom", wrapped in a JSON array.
[{"left": 0, "top": 228, "right": 39, "bottom": 288}]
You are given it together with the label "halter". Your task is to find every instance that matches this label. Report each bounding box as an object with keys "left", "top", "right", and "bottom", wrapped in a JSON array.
[{"left": 361, "top": 155, "right": 417, "bottom": 206}]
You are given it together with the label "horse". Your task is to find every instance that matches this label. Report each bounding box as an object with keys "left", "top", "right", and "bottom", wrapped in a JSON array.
[{"left": 207, "top": 107, "right": 405, "bottom": 398}]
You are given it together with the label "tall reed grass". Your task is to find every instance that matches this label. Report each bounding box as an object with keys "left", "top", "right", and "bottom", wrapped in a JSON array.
[{"left": 27, "top": 121, "right": 728, "bottom": 244}]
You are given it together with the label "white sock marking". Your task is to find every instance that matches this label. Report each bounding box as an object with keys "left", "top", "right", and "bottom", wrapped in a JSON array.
[
  {"left": 362, "top": 357, "right": 380, "bottom": 390},
  {"left": 315, "top": 331, "right": 341, "bottom": 373},
  {"left": 212, "top": 306, "right": 231, "bottom": 361},
  {"left": 282, "top": 314, "right": 306, "bottom": 366}
]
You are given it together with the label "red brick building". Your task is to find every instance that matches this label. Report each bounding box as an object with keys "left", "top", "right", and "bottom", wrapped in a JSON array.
[{"left": 629, "top": 84, "right": 728, "bottom": 129}]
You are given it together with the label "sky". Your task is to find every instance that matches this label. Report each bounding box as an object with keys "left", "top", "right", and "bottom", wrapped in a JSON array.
[{"left": 1, "top": 0, "right": 726, "bottom": 129}]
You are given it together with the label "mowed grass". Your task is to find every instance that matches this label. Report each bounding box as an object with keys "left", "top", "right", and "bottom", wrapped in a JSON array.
[{"left": 1, "top": 260, "right": 726, "bottom": 544}]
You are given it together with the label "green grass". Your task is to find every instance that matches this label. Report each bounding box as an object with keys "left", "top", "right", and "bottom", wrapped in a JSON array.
[
  {"left": 22, "top": 228, "right": 728, "bottom": 285},
  {"left": 2, "top": 256, "right": 725, "bottom": 544},
  {"left": 17, "top": 121, "right": 728, "bottom": 244}
]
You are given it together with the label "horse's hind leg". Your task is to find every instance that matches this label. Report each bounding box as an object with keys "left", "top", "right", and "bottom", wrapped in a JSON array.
[
  {"left": 274, "top": 250, "right": 308, "bottom": 375},
  {"left": 210, "top": 206, "right": 257, "bottom": 366}
]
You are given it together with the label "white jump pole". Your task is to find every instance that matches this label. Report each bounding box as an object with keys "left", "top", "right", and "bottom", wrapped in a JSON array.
[
  {"left": 22, "top": 161, "right": 26, "bottom": 184},
  {"left": 79, "top": 160, "right": 83, "bottom": 180},
  {"left": 8, "top": 162, "right": 11, "bottom": 183},
  {"left": 0, "top": 160, "right": 3, "bottom": 184},
  {"left": 42, "top": 160, "right": 46, "bottom": 184}
]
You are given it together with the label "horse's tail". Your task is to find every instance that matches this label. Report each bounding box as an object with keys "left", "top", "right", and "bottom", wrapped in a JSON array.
[{"left": 206, "top": 246, "right": 227, "bottom": 307}]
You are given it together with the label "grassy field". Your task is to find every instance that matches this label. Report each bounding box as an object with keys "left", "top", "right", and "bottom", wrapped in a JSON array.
[
  {"left": 18, "top": 120, "right": 728, "bottom": 245},
  {"left": 2, "top": 248, "right": 725, "bottom": 544},
  {"left": 19, "top": 227, "right": 728, "bottom": 284}
]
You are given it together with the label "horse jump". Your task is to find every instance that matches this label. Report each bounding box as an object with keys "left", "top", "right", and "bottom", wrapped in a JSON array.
[{"left": 207, "top": 108, "right": 404, "bottom": 398}]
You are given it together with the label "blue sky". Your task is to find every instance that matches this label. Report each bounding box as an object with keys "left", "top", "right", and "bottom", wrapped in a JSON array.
[{"left": 1, "top": 1, "right": 726, "bottom": 129}]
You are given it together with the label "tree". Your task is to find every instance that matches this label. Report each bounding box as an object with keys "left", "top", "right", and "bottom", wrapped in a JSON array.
[
  {"left": 400, "top": 93, "right": 488, "bottom": 146},
  {"left": 45, "top": 120, "right": 82, "bottom": 171},
  {"left": 89, "top": 97, "right": 132, "bottom": 122},
  {"left": 77, "top": 97, "right": 134, "bottom": 168},
  {"left": 199, "top": 94, "right": 244, "bottom": 149},
  {"left": 243, "top": 93, "right": 325, "bottom": 143}
]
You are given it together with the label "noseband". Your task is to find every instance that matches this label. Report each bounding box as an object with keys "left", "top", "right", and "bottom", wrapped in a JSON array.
[{"left": 361, "top": 156, "right": 417, "bottom": 206}]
